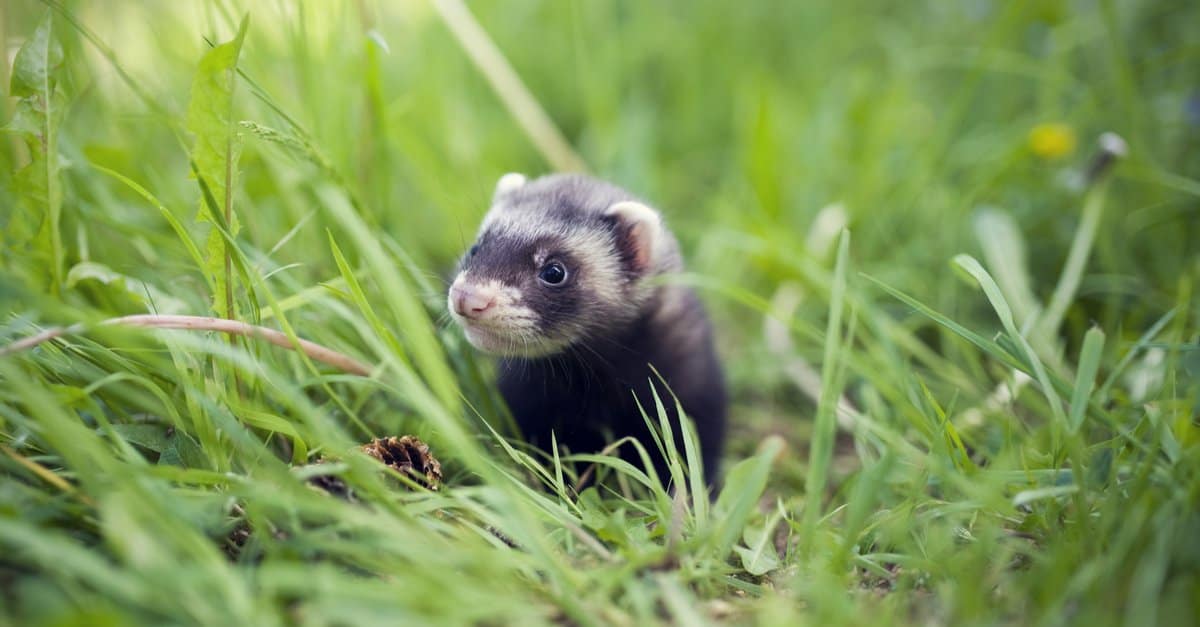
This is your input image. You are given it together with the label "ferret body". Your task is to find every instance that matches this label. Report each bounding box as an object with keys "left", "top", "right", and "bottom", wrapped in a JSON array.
[{"left": 448, "top": 173, "right": 726, "bottom": 484}]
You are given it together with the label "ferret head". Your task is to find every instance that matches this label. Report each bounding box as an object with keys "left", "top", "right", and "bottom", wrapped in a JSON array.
[{"left": 448, "top": 173, "right": 679, "bottom": 357}]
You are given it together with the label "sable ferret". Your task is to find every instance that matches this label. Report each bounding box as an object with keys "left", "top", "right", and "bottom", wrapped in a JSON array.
[{"left": 448, "top": 173, "right": 726, "bottom": 484}]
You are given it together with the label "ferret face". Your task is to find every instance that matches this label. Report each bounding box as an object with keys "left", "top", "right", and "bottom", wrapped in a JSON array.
[
  {"left": 448, "top": 232, "right": 588, "bottom": 356},
  {"left": 448, "top": 173, "right": 673, "bottom": 357}
]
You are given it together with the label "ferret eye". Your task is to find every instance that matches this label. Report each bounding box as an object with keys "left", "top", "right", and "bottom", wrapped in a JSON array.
[
  {"left": 538, "top": 261, "right": 568, "bottom": 286},
  {"left": 468, "top": 244, "right": 480, "bottom": 256}
]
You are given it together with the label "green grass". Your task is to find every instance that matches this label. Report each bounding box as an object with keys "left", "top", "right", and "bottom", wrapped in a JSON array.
[{"left": 2, "top": 1, "right": 1199, "bottom": 624}]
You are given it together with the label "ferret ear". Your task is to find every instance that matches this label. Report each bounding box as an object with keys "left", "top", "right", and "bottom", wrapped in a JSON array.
[
  {"left": 493, "top": 172, "right": 527, "bottom": 202},
  {"left": 604, "top": 201, "right": 663, "bottom": 272}
]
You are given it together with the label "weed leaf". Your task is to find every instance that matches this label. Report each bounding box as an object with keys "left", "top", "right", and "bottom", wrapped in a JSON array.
[
  {"left": 4, "top": 14, "right": 66, "bottom": 293},
  {"left": 186, "top": 16, "right": 249, "bottom": 317}
]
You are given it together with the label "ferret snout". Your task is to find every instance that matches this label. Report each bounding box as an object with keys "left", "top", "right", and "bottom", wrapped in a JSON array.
[{"left": 450, "top": 282, "right": 497, "bottom": 319}]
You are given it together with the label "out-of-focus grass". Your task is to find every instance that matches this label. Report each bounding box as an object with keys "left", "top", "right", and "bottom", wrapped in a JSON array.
[{"left": 2, "top": 1, "right": 1198, "bottom": 624}]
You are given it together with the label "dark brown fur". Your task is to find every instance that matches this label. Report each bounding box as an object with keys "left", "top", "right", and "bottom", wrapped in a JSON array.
[{"left": 499, "top": 286, "right": 726, "bottom": 484}]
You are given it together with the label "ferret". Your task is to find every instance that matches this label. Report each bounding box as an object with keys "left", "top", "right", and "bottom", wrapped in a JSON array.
[{"left": 447, "top": 173, "right": 726, "bottom": 485}]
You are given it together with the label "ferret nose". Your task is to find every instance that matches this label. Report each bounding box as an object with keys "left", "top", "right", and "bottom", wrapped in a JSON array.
[{"left": 450, "top": 284, "right": 496, "bottom": 319}]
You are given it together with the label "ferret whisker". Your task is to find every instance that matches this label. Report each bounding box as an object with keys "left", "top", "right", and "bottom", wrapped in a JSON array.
[
  {"left": 565, "top": 344, "right": 600, "bottom": 397},
  {"left": 572, "top": 340, "right": 614, "bottom": 373},
  {"left": 434, "top": 311, "right": 455, "bottom": 329}
]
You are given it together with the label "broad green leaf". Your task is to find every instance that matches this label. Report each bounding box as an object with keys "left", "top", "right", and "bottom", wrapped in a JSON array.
[
  {"left": 107, "top": 424, "right": 172, "bottom": 453},
  {"left": 735, "top": 516, "right": 783, "bottom": 576},
  {"left": 710, "top": 436, "right": 783, "bottom": 560},
  {"left": 66, "top": 260, "right": 189, "bottom": 314},
  {"left": 9, "top": 15, "right": 64, "bottom": 98},
  {"left": 158, "top": 430, "right": 209, "bottom": 469},
  {"left": 186, "top": 16, "right": 249, "bottom": 317},
  {"left": 3, "top": 14, "right": 66, "bottom": 293},
  {"left": 230, "top": 405, "right": 309, "bottom": 464}
]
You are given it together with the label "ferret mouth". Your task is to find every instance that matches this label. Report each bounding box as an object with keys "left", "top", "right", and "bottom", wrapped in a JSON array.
[{"left": 456, "top": 319, "right": 566, "bottom": 358}]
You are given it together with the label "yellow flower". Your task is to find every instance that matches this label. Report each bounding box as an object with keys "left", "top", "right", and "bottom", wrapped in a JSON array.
[{"left": 1028, "top": 123, "right": 1077, "bottom": 160}]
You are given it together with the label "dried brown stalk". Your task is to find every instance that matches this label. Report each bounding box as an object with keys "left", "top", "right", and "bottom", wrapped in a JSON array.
[{"left": 0, "top": 314, "right": 373, "bottom": 376}]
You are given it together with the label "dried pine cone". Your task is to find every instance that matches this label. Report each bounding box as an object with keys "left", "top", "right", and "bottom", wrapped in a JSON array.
[{"left": 360, "top": 436, "right": 442, "bottom": 490}]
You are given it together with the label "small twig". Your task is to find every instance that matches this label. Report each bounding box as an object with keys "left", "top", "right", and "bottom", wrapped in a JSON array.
[{"left": 1, "top": 314, "right": 374, "bottom": 377}]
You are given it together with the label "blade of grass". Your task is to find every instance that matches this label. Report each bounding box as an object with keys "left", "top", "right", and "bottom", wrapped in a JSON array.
[
  {"left": 316, "top": 185, "right": 459, "bottom": 414},
  {"left": 430, "top": 0, "right": 587, "bottom": 172},
  {"left": 1068, "top": 326, "right": 1105, "bottom": 433},
  {"left": 1097, "top": 308, "right": 1175, "bottom": 401},
  {"left": 974, "top": 207, "right": 1040, "bottom": 328},
  {"left": 953, "top": 254, "right": 1068, "bottom": 432},
  {"left": 1033, "top": 183, "right": 1109, "bottom": 346},
  {"left": 802, "top": 230, "right": 851, "bottom": 546},
  {"left": 862, "top": 273, "right": 1026, "bottom": 372},
  {"left": 89, "top": 164, "right": 211, "bottom": 292}
]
